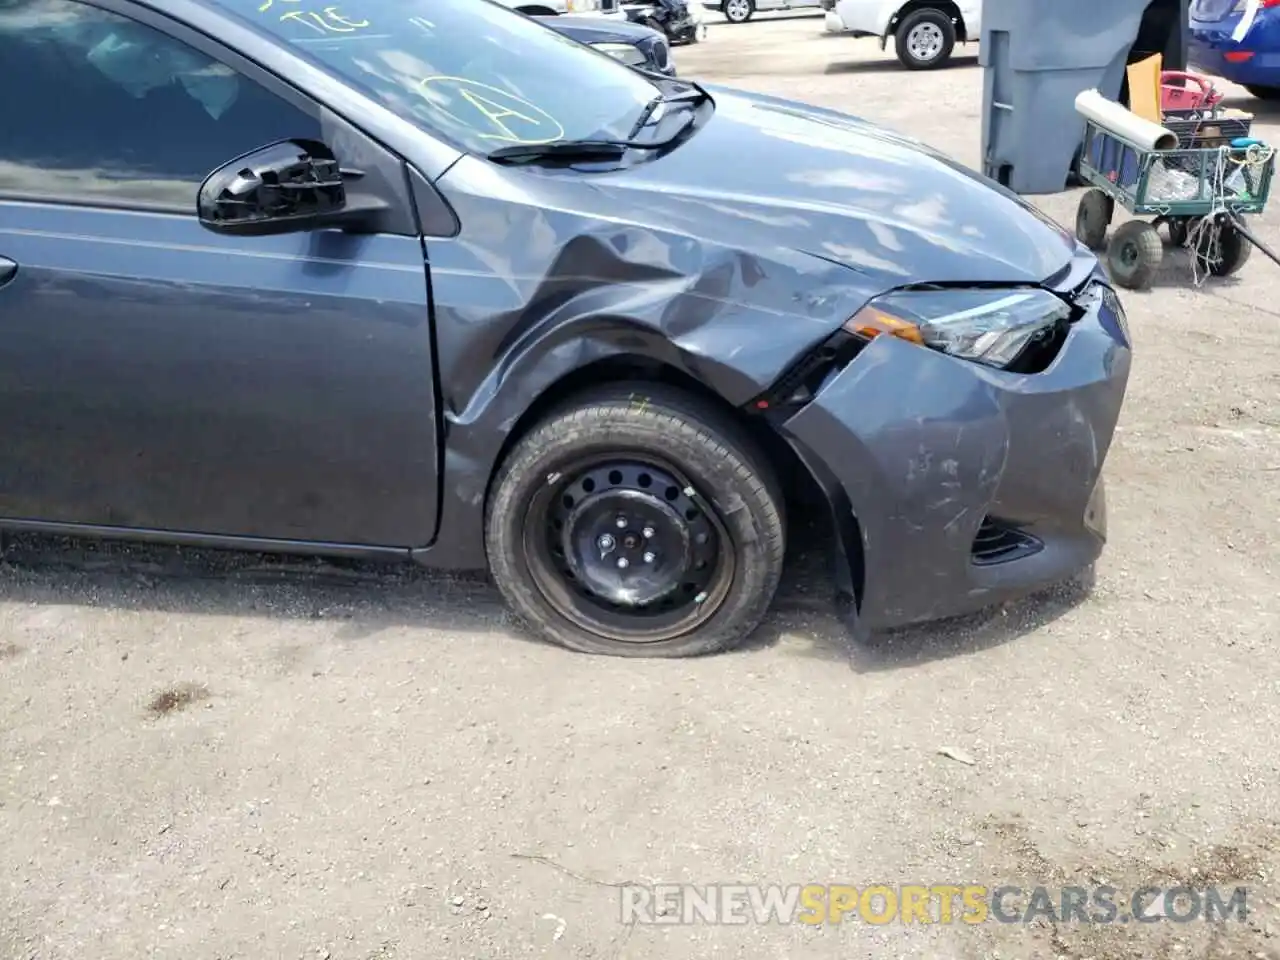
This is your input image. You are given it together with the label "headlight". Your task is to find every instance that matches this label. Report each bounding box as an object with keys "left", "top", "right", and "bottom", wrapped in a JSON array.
[
  {"left": 844, "top": 287, "right": 1071, "bottom": 369},
  {"left": 593, "top": 42, "right": 648, "bottom": 67}
]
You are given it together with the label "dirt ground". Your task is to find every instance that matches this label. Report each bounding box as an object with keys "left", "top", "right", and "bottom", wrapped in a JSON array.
[{"left": 3, "top": 14, "right": 1280, "bottom": 960}]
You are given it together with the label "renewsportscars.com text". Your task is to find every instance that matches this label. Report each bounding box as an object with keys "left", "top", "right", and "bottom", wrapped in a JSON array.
[{"left": 619, "top": 883, "right": 1250, "bottom": 925}]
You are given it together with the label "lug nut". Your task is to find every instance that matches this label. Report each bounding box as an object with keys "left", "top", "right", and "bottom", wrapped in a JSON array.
[
  {"left": 642, "top": 526, "right": 655, "bottom": 538},
  {"left": 616, "top": 517, "right": 627, "bottom": 529},
  {"left": 643, "top": 552, "right": 656, "bottom": 564},
  {"left": 597, "top": 534, "right": 615, "bottom": 552},
  {"left": 616, "top": 557, "right": 629, "bottom": 569}
]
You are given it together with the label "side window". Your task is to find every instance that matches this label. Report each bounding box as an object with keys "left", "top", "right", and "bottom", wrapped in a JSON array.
[{"left": 0, "top": 0, "right": 322, "bottom": 209}]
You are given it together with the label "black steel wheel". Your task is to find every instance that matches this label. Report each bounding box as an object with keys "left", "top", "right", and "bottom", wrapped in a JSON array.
[
  {"left": 1105, "top": 219, "right": 1163, "bottom": 291},
  {"left": 1075, "top": 189, "right": 1113, "bottom": 250},
  {"left": 1197, "top": 219, "right": 1253, "bottom": 277},
  {"left": 486, "top": 384, "right": 785, "bottom": 657}
]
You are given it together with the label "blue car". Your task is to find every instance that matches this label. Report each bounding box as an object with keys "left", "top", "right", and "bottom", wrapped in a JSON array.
[{"left": 1189, "top": 0, "right": 1280, "bottom": 98}]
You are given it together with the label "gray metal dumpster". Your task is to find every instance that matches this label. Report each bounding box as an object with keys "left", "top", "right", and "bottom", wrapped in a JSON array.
[{"left": 980, "top": 0, "right": 1189, "bottom": 195}]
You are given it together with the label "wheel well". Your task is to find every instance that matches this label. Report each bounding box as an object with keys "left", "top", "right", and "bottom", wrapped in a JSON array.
[
  {"left": 516, "top": 5, "right": 559, "bottom": 14},
  {"left": 487, "top": 355, "right": 865, "bottom": 609},
  {"left": 889, "top": 0, "right": 966, "bottom": 42},
  {"left": 494, "top": 355, "right": 829, "bottom": 517}
]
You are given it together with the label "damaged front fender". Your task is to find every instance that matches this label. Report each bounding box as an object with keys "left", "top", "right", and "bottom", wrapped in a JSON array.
[{"left": 414, "top": 158, "right": 872, "bottom": 569}]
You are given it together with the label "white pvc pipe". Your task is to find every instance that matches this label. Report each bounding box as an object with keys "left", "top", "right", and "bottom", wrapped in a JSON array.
[
  {"left": 1074, "top": 88, "right": 1179, "bottom": 152},
  {"left": 1234, "top": 0, "right": 1261, "bottom": 42}
]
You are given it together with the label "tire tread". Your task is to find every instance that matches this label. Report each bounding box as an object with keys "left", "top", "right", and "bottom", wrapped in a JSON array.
[{"left": 485, "top": 384, "right": 785, "bottom": 657}]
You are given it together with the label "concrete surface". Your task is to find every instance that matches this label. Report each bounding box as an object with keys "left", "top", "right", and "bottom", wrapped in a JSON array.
[{"left": 3, "top": 17, "right": 1280, "bottom": 960}]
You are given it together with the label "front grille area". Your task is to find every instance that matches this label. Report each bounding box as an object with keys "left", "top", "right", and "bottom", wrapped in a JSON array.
[{"left": 971, "top": 518, "right": 1042, "bottom": 566}]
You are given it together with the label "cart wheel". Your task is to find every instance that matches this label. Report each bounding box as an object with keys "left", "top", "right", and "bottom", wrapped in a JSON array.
[
  {"left": 1075, "top": 189, "right": 1113, "bottom": 250},
  {"left": 1167, "top": 218, "right": 1190, "bottom": 247},
  {"left": 1197, "top": 220, "right": 1253, "bottom": 277},
  {"left": 1106, "top": 220, "right": 1163, "bottom": 291}
]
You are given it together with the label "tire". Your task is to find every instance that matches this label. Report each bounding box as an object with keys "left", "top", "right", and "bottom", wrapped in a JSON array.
[
  {"left": 1075, "top": 189, "right": 1113, "bottom": 250},
  {"left": 1105, "top": 219, "right": 1163, "bottom": 291},
  {"left": 722, "top": 0, "right": 754, "bottom": 22},
  {"left": 1198, "top": 220, "right": 1253, "bottom": 277},
  {"left": 485, "top": 384, "right": 786, "bottom": 658},
  {"left": 894, "top": 8, "right": 956, "bottom": 70},
  {"left": 1246, "top": 84, "right": 1280, "bottom": 100}
]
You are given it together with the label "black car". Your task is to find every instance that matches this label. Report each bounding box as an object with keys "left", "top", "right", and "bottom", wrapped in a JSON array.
[
  {"left": 623, "top": 0, "right": 704, "bottom": 44},
  {"left": 0, "top": 0, "right": 1130, "bottom": 658},
  {"left": 543, "top": 14, "right": 676, "bottom": 74}
]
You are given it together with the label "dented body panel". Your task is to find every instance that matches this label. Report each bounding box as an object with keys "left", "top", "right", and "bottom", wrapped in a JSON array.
[
  {"left": 781, "top": 265, "right": 1131, "bottom": 629},
  {"left": 417, "top": 151, "right": 872, "bottom": 568},
  {"left": 412, "top": 88, "right": 1089, "bottom": 570}
]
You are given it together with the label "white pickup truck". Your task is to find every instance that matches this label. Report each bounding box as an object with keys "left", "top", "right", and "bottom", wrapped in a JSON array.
[{"left": 821, "top": 0, "right": 981, "bottom": 70}]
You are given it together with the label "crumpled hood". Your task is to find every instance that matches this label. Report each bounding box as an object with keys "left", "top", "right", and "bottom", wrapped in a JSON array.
[{"left": 594, "top": 86, "right": 1079, "bottom": 287}]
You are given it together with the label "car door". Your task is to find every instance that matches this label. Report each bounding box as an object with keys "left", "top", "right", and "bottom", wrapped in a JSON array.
[{"left": 0, "top": 0, "right": 440, "bottom": 549}]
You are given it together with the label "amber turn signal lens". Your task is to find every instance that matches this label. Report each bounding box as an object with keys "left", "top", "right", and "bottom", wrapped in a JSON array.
[{"left": 844, "top": 307, "right": 925, "bottom": 345}]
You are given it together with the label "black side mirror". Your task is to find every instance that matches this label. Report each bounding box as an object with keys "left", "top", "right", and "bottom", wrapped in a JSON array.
[{"left": 198, "top": 139, "right": 349, "bottom": 237}]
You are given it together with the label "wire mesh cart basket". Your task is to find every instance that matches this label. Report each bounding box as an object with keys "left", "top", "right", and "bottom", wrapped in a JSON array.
[{"left": 1073, "top": 115, "right": 1275, "bottom": 290}]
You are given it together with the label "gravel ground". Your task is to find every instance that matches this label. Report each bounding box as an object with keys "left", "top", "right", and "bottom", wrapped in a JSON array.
[{"left": 3, "top": 15, "right": 1280, "bottom": 960}]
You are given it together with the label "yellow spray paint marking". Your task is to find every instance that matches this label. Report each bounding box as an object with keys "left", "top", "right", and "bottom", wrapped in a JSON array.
[
  {"left": 279, "top": 6, "right": 369, "bottom": 32},
  {"left": 260, "top": 0, "right": 369, "bottom": 32},
  {"left": 418, "top": 76, "right": 564, "bottom": 144}
]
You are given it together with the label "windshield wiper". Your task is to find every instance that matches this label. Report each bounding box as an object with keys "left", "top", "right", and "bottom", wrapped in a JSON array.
[
  {"left": 489, "top": 83, "right": 711, "bottom": 167},
  {"left": 487, "top": 132, "right": 688, "bottom": 165},
  {"left": 487, "top": 139, "right": 634, "bottom": 165}
]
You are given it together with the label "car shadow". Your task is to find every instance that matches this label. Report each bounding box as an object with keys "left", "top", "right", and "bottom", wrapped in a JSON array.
[
  {"left": 732, "top": 509, "right": 1094, "bottom": 669},
  {"left": 823, "top": 54, "right": 978, "bottom": 74},
  {"left": 0, "top": 515, "right": 1090, "bottom": 671}
]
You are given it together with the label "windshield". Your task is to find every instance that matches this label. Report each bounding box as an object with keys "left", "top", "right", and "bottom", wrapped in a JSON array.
[{"left": 206, "top": 0, "right": 661, "bottom": 153}]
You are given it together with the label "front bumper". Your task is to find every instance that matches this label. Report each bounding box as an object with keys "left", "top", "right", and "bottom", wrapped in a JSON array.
[
  {"left": 665, "top": 13, "right": 701, "bottom": 41},
  {"left": 780, "top": 262, "right": 1132, "bottom": 631}
]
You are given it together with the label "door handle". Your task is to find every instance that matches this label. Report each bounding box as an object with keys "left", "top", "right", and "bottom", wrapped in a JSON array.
[{"left": 0, "top": 256, "right": 16, "bottom": 287}]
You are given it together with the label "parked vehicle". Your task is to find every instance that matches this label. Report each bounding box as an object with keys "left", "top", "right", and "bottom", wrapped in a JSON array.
[
  {"left": 624, "top": 0, "right": 707, "bottom": 44},
  {"left": 1188, "top": 0, "right": 1280, "bottom": 99},
  {"left": 495, "top": 0, "right": 675, "bottom": 72},
  {"left": 822, "top": 0, "right": 979, "bottom": 69},
  {"left": 0, "top": 0, "right": 1130, "bottom": 657},
  {"left": 704, "top": 0, "right": 821, "bottom": 24},
  {"left": 503, "top": 0, "right": 626, "bottom": 18},
  {"left": 544, "top": 14, "right": 678, "bottom": 73}
]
